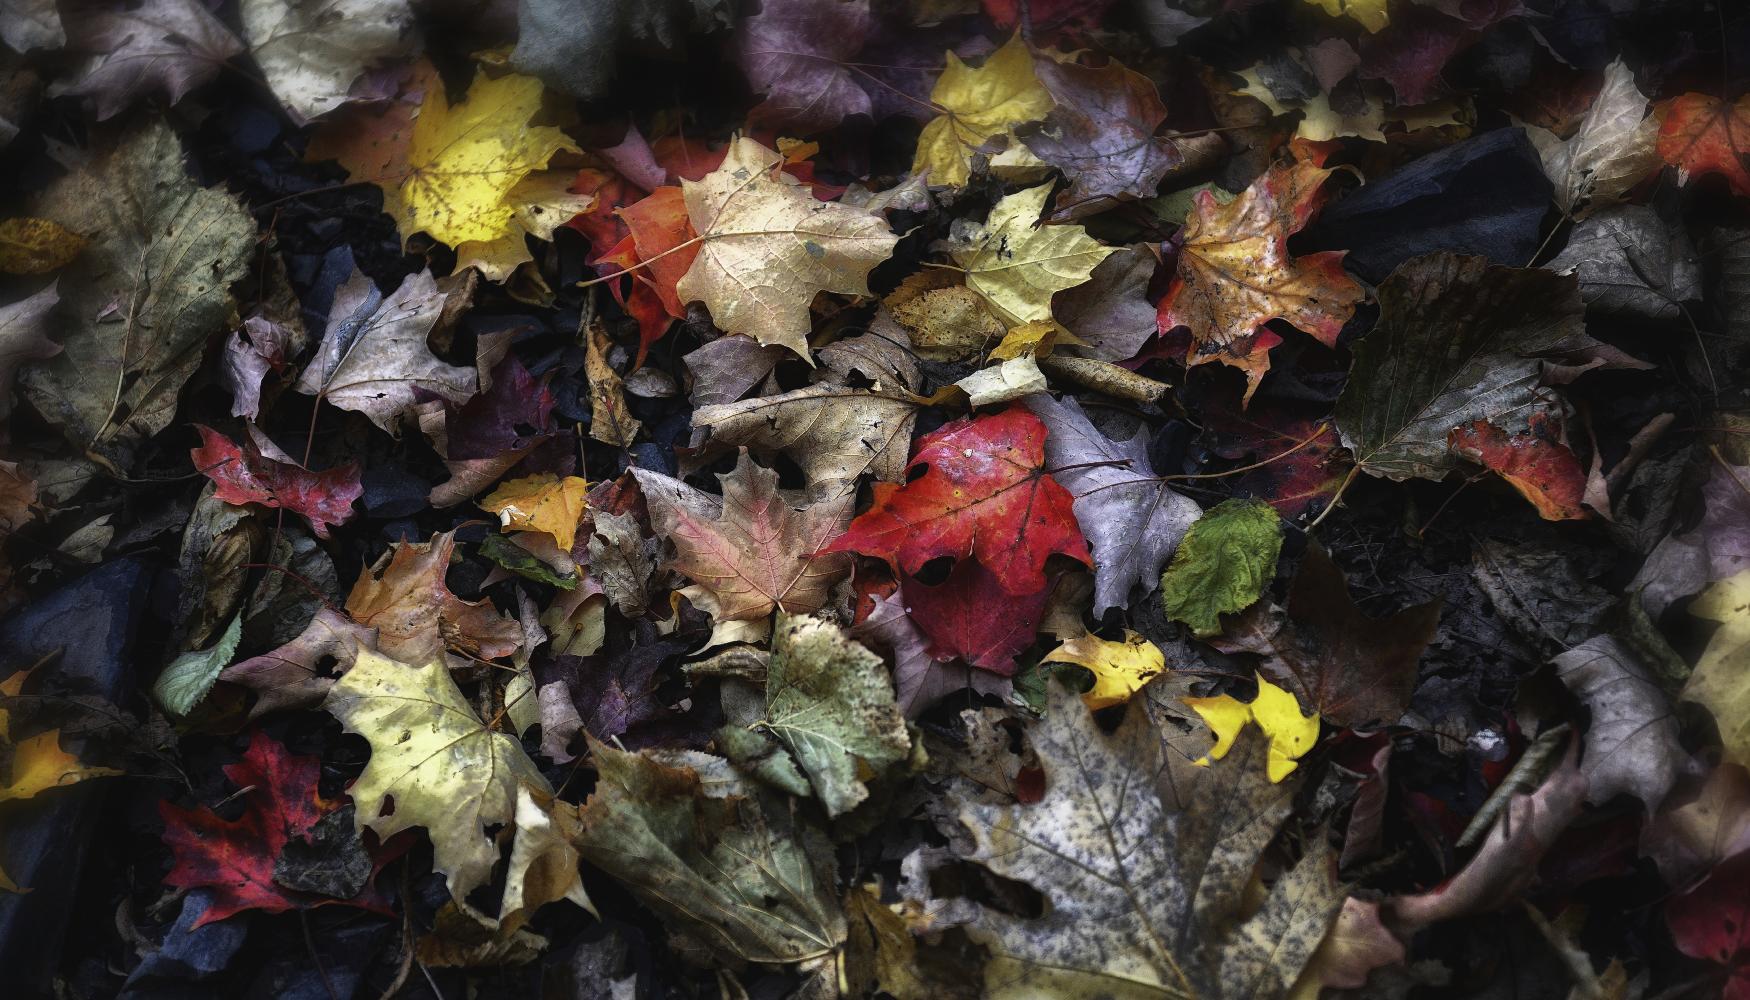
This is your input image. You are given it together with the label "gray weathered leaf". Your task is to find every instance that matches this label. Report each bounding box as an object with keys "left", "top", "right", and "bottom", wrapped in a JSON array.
[
  {"left": 1053, "top": 245, "right": 1159, "bottom": 362},
  {"left": 1471, "top": 538, "right": 1613, "bottom": 654},
  {"left": 1522, "top": 59, "right": 1659, "bottom": 218},
  {"left": 512, "top": 0, "right": 733, "bottom": 101},
  {"left": 0, "top": 0, "right": 62, "bottom": 51},
  {"left": 50, "top": 0, "right": 243, "bottom": 120},
  {"left": 20, "top": 121, "right": 255, "bottom": 481},
  {"left": 1554, "top": 636, "right": 1685, "bottom": 811},
  {"left": 0, "top": 283, "right": 59, "bottom": 420},
  {"left": 1334, "top": 253, "right": 1588, "bottom": 482},
  {"left": 1548, "top": 205, "right": 1702, "bottom": 320},
  {"left": 1632, "top": 458, "right": 1750, "bottom": 615},
  {"left": 242, "top": 0, "right": 419, "bottom": 122},
  {"left": 1023, "top": 393, "right": 1201, "bottom": 615},
  {"left": 683, "top": 335, "right": 786, "bottom": 407}
]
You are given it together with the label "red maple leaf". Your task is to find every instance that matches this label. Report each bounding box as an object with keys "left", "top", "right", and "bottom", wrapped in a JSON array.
[
  {"left": 619, "top": 186, "right": 699, "bottom": 321},
  {"left": 1658, "top": 93, "right": 1750, "bottom": 198},
  {"left": 191, "top": 425, "right": 362, "bottom": 537},
  {"left": 902, "top": 557, "right": 1051, "bottom": 675},
  {"left": 824, "top": 407, "right": 1089, "bottom": 596},
  {"left": 1448, "top": 413, "right": 1590, "bottom": 521},
  {"left": 1668, "top": 851, "right": 1750, "bottom": 1000},
  {"left": 159, "top": 731, "right": 385, "bottom": 927}
]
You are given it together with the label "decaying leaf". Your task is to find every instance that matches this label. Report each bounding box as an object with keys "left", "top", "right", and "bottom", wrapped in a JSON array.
[
  {"left": 50, "top": 0, "right": 243, "bottom": 120},
  {"left": 344, "top": 531, "right": 522, "bottom": 669},
  {"left": 691, "top": 384, "right": 920, "bottom": 487},
  {"left": 482, "top": 474, "right": 589, "bottom": 551},
  {"left": 1554, "top": 635, "right": 1685, "bottom": 812},
  {"left": 1522, "top": 59, "right": 1660, "bottom": 218},
  {"left": 242, "top": 0, "right": 417, "bottom": 122},
  {"left": 0, "top": 219, "right": 84, "bottom": 275},
  {"left": 1685, "top": 571, "right": 1750, "bottom": 771},
  {"left": 220, "top": 608, "right": 378, "bottom": 718}
]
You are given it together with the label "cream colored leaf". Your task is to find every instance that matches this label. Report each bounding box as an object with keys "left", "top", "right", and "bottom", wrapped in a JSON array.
[
  {"left": 675, "top": 136, "right": 899, "bottom": 356},
  {"left": 241, "top": 0, "right": 418, "bottom": 122},
  {"left": 692, "top": 384, "right": 919, "bottom": 486},
  {"left": 1523, "top": 59, "right": 1659, "bottom": 218}
]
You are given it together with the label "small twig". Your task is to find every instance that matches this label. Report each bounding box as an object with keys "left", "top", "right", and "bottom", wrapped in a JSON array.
[
  {"left": 1305, "top": 464, "right": 1361, "bottom": 532},
  {"left": 1038, "top": 355, "right": 1171, "bottom": 405},
  {"left": 300, "top": 909, "right": 340, "bottom": 1000},
  {"left": 1605, "top": 412, "right": 1676, "bottom": 493}
]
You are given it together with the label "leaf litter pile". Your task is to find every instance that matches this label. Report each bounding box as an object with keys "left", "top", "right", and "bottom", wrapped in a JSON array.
[{"left": 3, "top": 0, "right": 1750, "bottom": 997}]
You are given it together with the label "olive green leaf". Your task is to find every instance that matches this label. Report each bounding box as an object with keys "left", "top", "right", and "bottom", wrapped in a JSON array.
[
  {"left": 153, "top": 613, "right": 244, "bottom": 716},
  {"left": 1161, "top": 498, "right": 1283, "bottom": 636}
]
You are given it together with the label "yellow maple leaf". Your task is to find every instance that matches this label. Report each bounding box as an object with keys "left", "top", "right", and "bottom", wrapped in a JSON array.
[
  {"left": 1043, "top": 630, "right": 1165, "bottom": 709},
  {"left": 1184, "top": 674, "right": 1320, "bottom": 782},
  {"left": 1685, "top": 569, "right": 1750, "bottom": 768},
  {"left": 952, "top": 183, "right": 1115, "bottom": 326},
  {"left": 913, "top": 34, "right": 1055, "bottom": 189},
  {"left": 1304, "top": 0, "right": 1389, "bottom": 32},
  {"left": 675, "top": 136, "right": 899, "bottom": 357},
  {"left": 0, "top": 730, "right": 120, "bottom": 803},
  {"left": 481, "top": 474, "right": 589, "bottom": 551}
]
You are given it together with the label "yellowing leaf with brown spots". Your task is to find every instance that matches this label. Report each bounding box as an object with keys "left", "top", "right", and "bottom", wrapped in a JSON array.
[{"left": 481, "top": 474, "right": 589, "bottom": 551}]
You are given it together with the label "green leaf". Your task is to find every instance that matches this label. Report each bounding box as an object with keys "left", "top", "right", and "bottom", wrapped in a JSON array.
[
  {"left": 758, "top": 613, "right": 911, "bottom": 817},
  {"left": 153, "top": 613, "right": 244, "bottom": 716},
  {"left": 1161, "top": 498, "right": 1283, "bottom": 636},
  {"left": 19, "top": 120, "right": 255, "bottom": 487},
  {"left": 1333, "top": 253, "right": 1588, "bottom": 482},
  {"left": 478, "top": 531, "right": 578, "bottom": 589}
]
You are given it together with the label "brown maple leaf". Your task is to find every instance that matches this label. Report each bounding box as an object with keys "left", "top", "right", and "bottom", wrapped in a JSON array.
[{"left": 345, "top": 531, "right": 522, "bottom": 668}]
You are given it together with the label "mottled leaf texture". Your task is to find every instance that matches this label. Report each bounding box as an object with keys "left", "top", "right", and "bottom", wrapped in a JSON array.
[
  {"left": 242, "top": 0, "right": 418, "bottom": 122},
  {"left": 19, "top": 121, "right": 254, "bottom": 477},
  {"left": 951, "top": 682, "right": 1342, "bottom": 999},
  {"left": 631, "top": 454, "right": 853, "bottom": 621},
  {"left": 1554, "top": 636, "right": 1684, "bottom": 812},
  {"left": 1522, "top": 59, "right": 1659, "bottom": 217},
  {"left": 757, "top": 614, "right": 911, "bottom": 816},
  {"left": 1218, "top": 544, "right": 1440, "bottom": 730},
  {"left": 738, "top": 0, "right": 873, "bottom": 133},
  {"left": 50, "top": 0, "right": 243, "bottom": 120},
  {"left": 571, "top": 742, "right": 847, "bottom": 964},
  {"left": 826, "top": 407, "right": 1091, "bottom": 596},
  {"left": 692, "top": 384, "right": 920, "bottom": 487},
  {"left": 325, "top": 649, "right": 550, "bottom": 905},
  {"left": 1335, "top": 253, "right": 1587, "bottom": 481},
  {"left": 676, "top": 136, "right": 898, "bottom": 356},
  {"left": 1017, "top": 58, "right": 1181, "bottom": 218},
  {"left": 1548, "top": 204, "right": 1702, "bottom": 319},
  {"left": 1160, "top": 498, "right": 1282, "bottom": 637},
  {"left": 1022, "top": 393, "right": 1199, "bottom": 615}
]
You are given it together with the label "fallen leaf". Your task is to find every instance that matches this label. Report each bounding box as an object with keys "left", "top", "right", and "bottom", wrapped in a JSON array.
[
  {"left": 192, "top": 425, "right": 362, "bottom": 538},
  {"left": 1304, "top": 0, "right": 1389, "bottom": 32},
  {"left": 752, "top": 614, "right": 911, "bottom": 816},
  {"left": 852, "top": 590, "right": 1012, "bottom": 716},
  {"left": 1667, "top": 852, "right": 1750, "bottom": 1000},
  {"left": 945, "top": 680, "right": 1341, "bottom": 997},
  {"left": 675, "top": 136, "right": 898, "bottom": 356},
  {"left": 901, "top": 556, "right": 1051, "bottom": 675},
  {"left": 0, "top": 284, "right": 59, "bottom": 420},
  {"left": 1522, "top": 59, "right": 1659, "bottom": 217},
  {"left": 220, "top": 608, "right": 378, "bottom": 719},
  {"left": 738, "top": 0, "right": 874, "bottom": 133},
  {"left": 296, "top": 268, "right": 477, "bottom": 434},
  {"left": 1289, "top": 897, "right": 1406, "bottom": 998},
  {"left": 344, "top": 531, "right": 522, "bottom": 669},
  {"left": 1643, "top": 763, "right": 1750, "bottom": 888},
  {"left": 951, "top": 182, "right": 1115, "bottom": 326},
  {"left": 1548, "top": 204, "right": 1703, "bottom": 319},
  {"left": 1216, "top": 544, "right": 1440, "bottom": 730},
  {"left": 692, "top": 384, "right": 920, "bottom": 486},
  {"left": 1042, "top": 629, "right": 1165, "bottom": 709},
  {"left": 19, "top": 121, "right": 254, "bottom": 479},
  {"left": 1634, "top": 459, "right": 1750, "bottom": 616},
  {"left": 884, "top": 271, "right": 1007, "bottom": 361},
  {"left": 1051, "top": 245, "right": 1159, "bottom": 362},
  {"left": 825, "top": 407, "right": 1090, "bottom": 596},
  {"left": 1684, "top": 570, "right": 1750, "bottom": 770},
  {"left": 481, "top": 474, "right": 589, "bottom": 551},
  {"left": 1160, "top": 498, "right": 1282, "bottom": 637},
  {"left": 1334, "top": 253, "right": 1588, "bottom": 482},
  {"left": 324, "top": 649, "right": 550, "bottom": 905},
  {"left": 50, "top": 0, "right": 243, "bottom": 120},
  {"left": 1016, "top": 58, "right": 1181, "bottom": 217},
  {"left": 0, "top": 0, "right": 60, "bottom": 52},
  {"left": 1449, "top": 414, "right": 1591, "bottom": 521},
  {"left": 632, "top": 453, "right": 853, "bottom": 621},
  {"left": 1184, "top": 673, "right": 1321, "bottom": 782},
  {"left": 510, "top": 0, "right": 734, "bottom": 101},
  {"left": 584, "top": 320, "right": 642, "bottom": 447},
  {"left": 153, "top": 613, "right": 244, "bottom": 717},
  {"left": 1554, "top": 635, "right": 1684, "bottom": 812},
  {"left": 240, "top": 0, "right": 418, "bottom": 121},
  {"left": 1657, "top": 93, "right": 1750, "bottom": 197},
  {"left": 0, "top": 219, "right": 84, "bottom": 274},
  {"left": 570, "top": 741, "right": 846, "bottom": 964},
  {"left": 0, "top": 730, "right": 119, "bottom": 804},
  {"left": 1156, "top": 160, "right": 1362, "bottom": 396},
  {"left": 913, "top": 33, "right": 1054, "bottom": 189}
]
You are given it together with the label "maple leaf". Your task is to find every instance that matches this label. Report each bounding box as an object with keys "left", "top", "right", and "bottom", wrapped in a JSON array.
[
  {"left": 160, "top": 731, "right": 378, "bottom": 927},
  {"left": 1156, "top": 159, "right": 1362, "bottom": 397},
  {"left": 1216, "top": 544, "right": 1440, "bottom": 730},
  {"left": 912, "top": 33, "right": 1054, "bottom": 189},
  {"left": 570, "top": 741, "right": 846, "bottom": 964},
  {"left": 692, "top": 384, "right": 920, "bottom": 486},
  {"left": 0, "top": 284, "right": 59, "bottom": 421},
  {"left": 296, "top": 268, "right": 477, "bottom": 434},
  {"left": 541, "top": 612, "right": 709, "bottom": 754},
  {"left": 632, "top": 453, "right": 853, "bottom": 621},
  {"left": 674, "top": 136, "right": 899, "bottom": 356},
  {"left": 1022, "top": 393, "right": 1201, "bottom": 615},
  {"left": 940, "top": 681, "right": 1342, "bottom": 998},
  {"left": 852, "top": 590, "right": 1012, "bottom": 715},
  {"left": 951, "top": 182, "right": 1115, "bottom": 326},
  {"left": 1448, "top": 414, "right": 1591, "bottom": 521},
  {"left": 617, "top": 185, "right": 699, "bottom": 362},
  {"left": 1184, "top": 674, "right": 1321, "bottom": 782},
  {"left": 220, "top": 608, "right": 379, "bottom": 719},
  {"left": 1304, "top": 0, "right": 1389, "bottom": 32},
  {"left": 0, "top": 218, "right": 85, "bottom": 275},
  {"left": 901, "top": 556, "right": 1052, "bottom": 675},
  {"left": 324, "top": 649, "right": 550, "bottom": 905},
  {"left": 191, "top": 425, "right": 362, "bottom": 539},
  {"left": 0, "top": 729, "right": 119, "bottom": 804},
  {"left": 1658, "top": 93, "right": 1750, "bottom": 197},
  {"left": 1052, "top": 245, "right": 1160, "bottom": 362},
  {"left": 738, "top": 0, "right": 874, "bottom": 133},
  {"left": 1684, "top": 571, "right": 1750, "bottom": 771},
  {"left": 1521, "top": 59, "right": 1660, "bottom": 218},
  {"left": 481, "top": 474, "right": 589, "bottom": 551},
  {"left": 49, "top": 0, "right": 242, "bottom": 120},
  {"left": 1668, "top": 852, "right": 1750, "bottom": 1000},
  {"left": 825, "top": 407, "right": 1090, "bottom": 597},
  {"left": 344, "top": 531, "right": 522, "bottom": 669},
  {"left": 19, "top": 121, "right": 254, "bottom": 484},
  {"left": 240, "top": 0, "right": 418, "bottom": 122},
  {"left": 1041, "top": 630, "right": 1165, "bottom": 709},
  {"left": 1334, "top": 253, "right": 1589, "bottom": 482},
  {"left": 1160, "top": 498, "right": 1283, "bottom": 637},
  {"left": 1554, "top": 636, "right": 1683, "bottom": 812},
  {"left": 1016, "top": 58, "right": 1181, "bottom": 218}
]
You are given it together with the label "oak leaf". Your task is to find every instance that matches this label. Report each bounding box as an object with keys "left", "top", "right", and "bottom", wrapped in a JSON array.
[
  {"left": 481, "top": 474, "right": 589, "bottom": 551},
  {"left": 192, "top": 425, "right": 362, "bottom": 539},
  {"left": 344, "top": 531, "right": 522, "bottom": 669},
  {"left": 825, "top": 407, "right": 1090, "bottom": 597},
  {"left": 632, "top": 453, "right": 852, "bottom": 621},
  {"left": 951, "top": 182, "right": 1115, "bottom": 326},
  {"left": 1658, "top": 92, "right": 1750, "bottom": 197},
  {"left": 325, "top": 649, "right": 550, "bottom": 905},
  {"left": 912, "top": 33, "right": 1054, "bottom": 189},
  {"left": 675, "top": 136, "right": 898, "bottom": 356}
]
